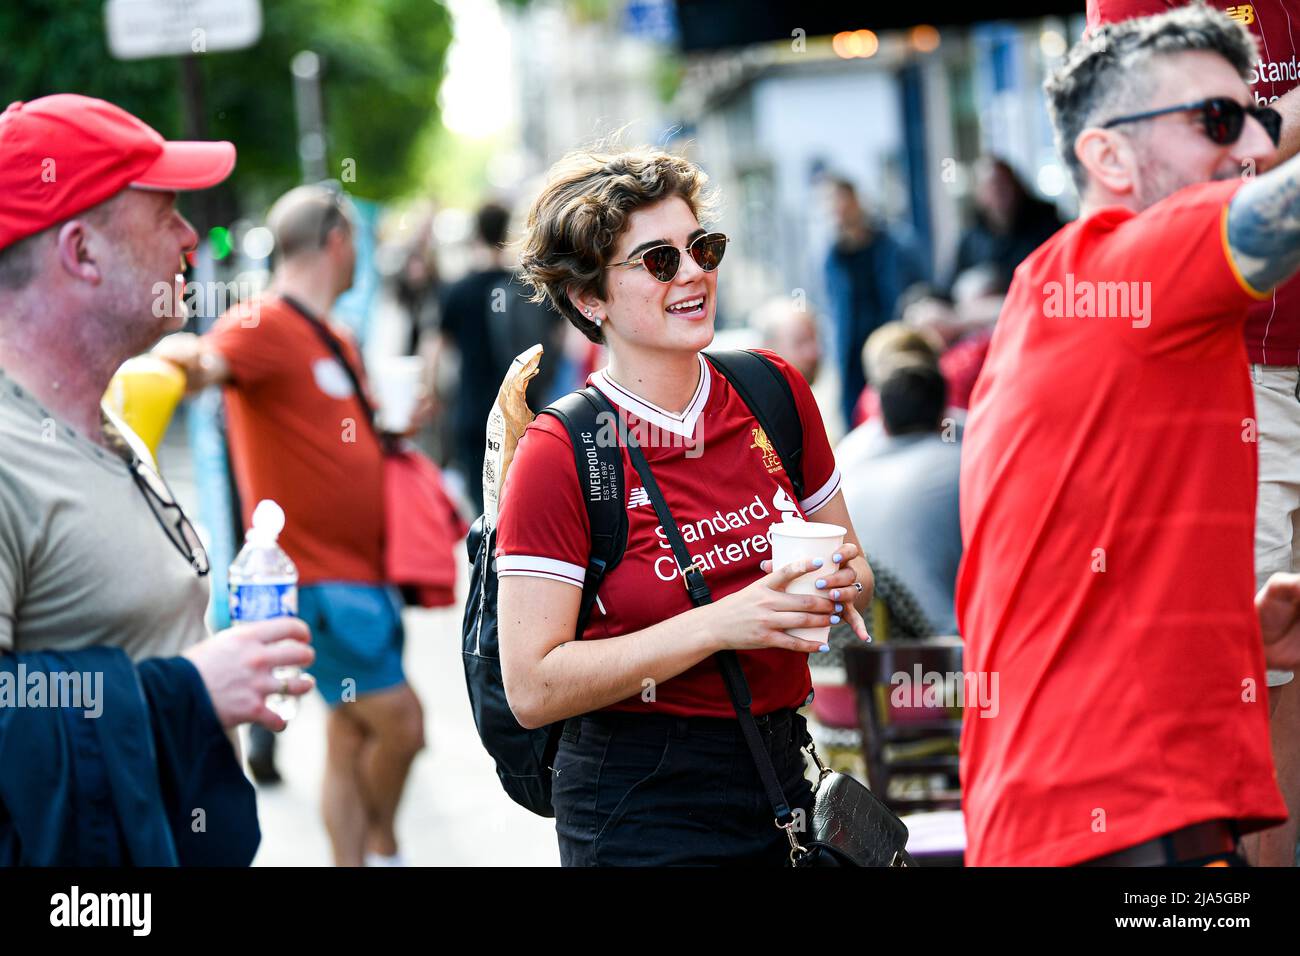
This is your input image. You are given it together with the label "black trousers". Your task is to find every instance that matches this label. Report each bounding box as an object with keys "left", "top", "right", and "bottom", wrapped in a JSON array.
[{"left": 552, "top": 707, "right": 815, "bottom": 866}]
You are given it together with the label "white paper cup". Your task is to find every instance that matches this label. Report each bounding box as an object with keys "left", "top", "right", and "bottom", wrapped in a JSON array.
[
  {"left": 768, "top": 519, "right": 846, "bottom": 643},
  {"left": 373, "top": 356, "right": 426, "bottom": 432}
]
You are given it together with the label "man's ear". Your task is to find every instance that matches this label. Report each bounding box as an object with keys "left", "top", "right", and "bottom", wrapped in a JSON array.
[
  {"left": 54, "top": 219, "right": 104, "bottom": 286},
  {"left": 1075, "top": 126, "right": 1136, "bottom": 197},
  {"left": 326, "top": 224, "right": 350, "bottom": 257}
]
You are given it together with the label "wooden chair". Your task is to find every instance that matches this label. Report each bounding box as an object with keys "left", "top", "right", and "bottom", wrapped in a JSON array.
[
  {"left": 806, "top": 560, "right": 940, "bottom": 777},
  {"left": 844, "top": 638, "right": 964, "bottom": 815}
]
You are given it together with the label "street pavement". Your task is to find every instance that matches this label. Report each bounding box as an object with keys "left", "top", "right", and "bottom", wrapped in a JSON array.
[
  {"left": 159, "top": 418, "right": 559, "bottom": 866},
  {"left": 246, "top": 595, "right": 561, "bottom": 866}
]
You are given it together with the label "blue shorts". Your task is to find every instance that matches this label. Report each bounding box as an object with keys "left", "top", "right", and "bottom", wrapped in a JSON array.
[{"left": 298, "top": 583, "right": 407, "bottom": 707}]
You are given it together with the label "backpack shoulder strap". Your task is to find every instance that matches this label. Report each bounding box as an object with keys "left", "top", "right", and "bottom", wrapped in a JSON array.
[
  {"left": 538, "top": 387, "right": 627, "bottom": 636},
  {"left": 704, "top": 349, "right": 805, "bottom": 501}
]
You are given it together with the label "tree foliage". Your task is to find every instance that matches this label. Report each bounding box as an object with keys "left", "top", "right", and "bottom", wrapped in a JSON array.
[{"left": 0, "top": 0, "right": 453, "bottom": 208}]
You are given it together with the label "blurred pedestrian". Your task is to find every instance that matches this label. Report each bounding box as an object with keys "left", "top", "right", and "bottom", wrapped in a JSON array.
[
  {"left": 840, "top": 360, "right": 961, "bottom": 634},
  {"left": 156, "top": 184, "right": 425, "bottom": 867},
  {"left": 950, "top": 158, "right": 1063, "bottom": 297},
  {"left": 751, "top": 294, "right": 845, "bottom": 441},
  {"left": 393, "top": 216, "right": 441, "bottom": 356},
  {"left": 431, "top": 201, "right": 562, "bottom": 511},
  {"left": 822, "top": 176, "right": 928, "bottom": 427},
  {"left": 902, "top": 160, "right": 1061, "bottom": 348}
]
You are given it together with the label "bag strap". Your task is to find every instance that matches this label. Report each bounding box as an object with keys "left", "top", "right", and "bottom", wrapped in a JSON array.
[
  {"left": 703, "top": 349, "right": 805, "bottom": 501},
  {"left": 281, "top": 293, "right": 381, "bottom": 438},
  {"left": 538, "top": 387, "right": 628, "bottom": 639},
  {"left": 618, "top": 419, "right": 796, "bottom": 827}
]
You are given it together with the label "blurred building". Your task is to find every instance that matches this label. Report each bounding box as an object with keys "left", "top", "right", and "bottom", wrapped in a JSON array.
[
  {"left": 677, "top": 14, "right": 1087, "bottom": 325},
  {"left": 501, "top": 1, "right": 1086, "bottom": 328},
  {"left": 507, "top": 0, "right": 673, "bottom": 175}
]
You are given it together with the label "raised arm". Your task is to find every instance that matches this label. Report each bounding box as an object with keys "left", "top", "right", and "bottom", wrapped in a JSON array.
[
  {"left": 153, "top": 331, "right": 233, "bottom": 393},
  {"left": 1225, "top": 152, "right": 1300, "bottom": 293}
]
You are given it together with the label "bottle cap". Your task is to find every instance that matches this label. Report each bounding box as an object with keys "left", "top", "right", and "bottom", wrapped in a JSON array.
[{"left": 249, "top": 499, "right": 286, "bottom": 544}]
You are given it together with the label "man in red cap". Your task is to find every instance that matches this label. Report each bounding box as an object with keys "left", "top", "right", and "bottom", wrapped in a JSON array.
[{"left": 0, "top": 95, "right": 314, "bottom": 861}]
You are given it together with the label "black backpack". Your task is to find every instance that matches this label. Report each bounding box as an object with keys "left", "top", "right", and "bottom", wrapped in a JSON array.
[{"left": 461, "top": 349, "right": 807, "bottom": 817}]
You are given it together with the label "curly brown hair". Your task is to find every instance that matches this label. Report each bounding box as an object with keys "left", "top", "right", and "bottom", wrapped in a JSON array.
[{"left": 517, "top": 144, "right": 719, "bottom": 344}]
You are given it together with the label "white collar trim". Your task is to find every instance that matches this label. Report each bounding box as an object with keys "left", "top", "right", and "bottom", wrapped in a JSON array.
[{"left": 592, "top": 354, "right": 710, "bottom": 439}]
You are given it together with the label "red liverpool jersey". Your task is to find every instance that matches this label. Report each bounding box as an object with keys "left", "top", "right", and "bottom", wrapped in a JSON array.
[{"left": 495, "top": 349, "right": 842, "bottom": 718}]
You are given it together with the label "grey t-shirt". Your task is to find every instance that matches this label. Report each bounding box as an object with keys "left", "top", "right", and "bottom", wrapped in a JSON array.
[
  {"left": 839, "top": 429, "right": 963, "bottom": 635},
  {"left": 0, "top": 369, "right": 211, "bottom": 658}
]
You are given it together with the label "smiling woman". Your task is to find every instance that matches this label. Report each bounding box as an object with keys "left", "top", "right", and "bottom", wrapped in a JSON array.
[{"left": 495, "top": 144, "right": 875, "bottom": 866}]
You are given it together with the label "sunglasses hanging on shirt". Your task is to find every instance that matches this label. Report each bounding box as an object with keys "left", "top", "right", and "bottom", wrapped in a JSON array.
[{"left": 128, "top": 454, "right": 211, "bottom": 577}]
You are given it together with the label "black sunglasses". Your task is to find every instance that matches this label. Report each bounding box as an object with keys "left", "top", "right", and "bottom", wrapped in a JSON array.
[
  {"left": 128, "top": 454, "right": 211, "bottom": 577},
  {"left": 1103, "top": 97, "right": 1282, "bottom": 147},
  {"left": 608, "top": 232, "right": 729, "bottom": 283}
]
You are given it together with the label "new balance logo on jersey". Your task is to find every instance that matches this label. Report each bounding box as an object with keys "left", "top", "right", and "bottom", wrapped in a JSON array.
[{"left": 628, "top": 487, "right": 651, "bottom": 509}]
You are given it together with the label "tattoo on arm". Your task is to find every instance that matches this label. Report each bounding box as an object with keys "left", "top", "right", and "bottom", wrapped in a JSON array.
[{"left": 1227, "top": 159, "right": 1300, "bottom": 292}]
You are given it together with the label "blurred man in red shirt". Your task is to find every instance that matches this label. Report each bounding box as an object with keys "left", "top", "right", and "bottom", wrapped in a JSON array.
[
  {"left": 1091, "top": 0, "right": 1300, "bottom": 867},
  {"left": 158, "top": 186, "right": 425, "bottom": 867}
]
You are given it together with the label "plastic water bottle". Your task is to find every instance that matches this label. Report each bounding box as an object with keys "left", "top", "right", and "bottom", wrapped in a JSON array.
[{"left": 229, "top": 499, "right": 300, "bottom": 721}]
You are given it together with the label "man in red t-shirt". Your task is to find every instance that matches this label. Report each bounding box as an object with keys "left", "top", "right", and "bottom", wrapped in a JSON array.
[
  {"left": 958, "top": 5, "right": 1300, "bottom": 865},
  {"left": 156, "top": 185, "right": 424, "bottom": 867},
  {"left": 1090, "top": 0, "right": 1300, "bottom": 867}
]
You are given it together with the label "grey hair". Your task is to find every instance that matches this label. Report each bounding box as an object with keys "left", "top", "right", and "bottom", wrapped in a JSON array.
[
  {"left": 1045, "top": 2, "right": 1258, "bottom": 192},
  {"left": 0, "top": 231, "right": 45, "bottom": 291},
  {"left": 0, "top": 196, "right": 119, "bottom": 292},
  {"left": 267, "top": 183, "right": 353, "bottom": 262}
]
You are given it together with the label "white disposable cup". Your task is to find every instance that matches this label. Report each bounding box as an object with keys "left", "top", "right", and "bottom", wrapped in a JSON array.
[
  {"left": 768, "top": 519, "right": 847, "bottom": 643},
  {"left": 373, "top": 356, "right": 426, "bottom": 433}
]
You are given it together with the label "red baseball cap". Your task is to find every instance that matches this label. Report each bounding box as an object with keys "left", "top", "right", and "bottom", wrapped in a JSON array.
[{"left": 0, "top": 94, "right": 236, "bottom": 252}]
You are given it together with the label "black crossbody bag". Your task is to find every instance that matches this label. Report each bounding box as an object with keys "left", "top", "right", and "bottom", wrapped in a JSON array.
[{"left": 619, "top": 423, "right": 915, "bottom": 867}]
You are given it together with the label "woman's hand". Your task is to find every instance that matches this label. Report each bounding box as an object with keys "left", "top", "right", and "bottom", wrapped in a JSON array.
[
  {"left": 763, "top": 541, "right": 873, "bottom": 644},
  {"left": 701, "top": 542, "right": 872, "bottom": 654}
]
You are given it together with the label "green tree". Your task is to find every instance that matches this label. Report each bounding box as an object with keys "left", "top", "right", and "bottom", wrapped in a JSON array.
[{"left": 0, "top": 0, "right": 452, "bottom": 212}]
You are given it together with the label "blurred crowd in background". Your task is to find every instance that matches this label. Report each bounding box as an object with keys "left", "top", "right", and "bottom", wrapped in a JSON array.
[{"left": 0, "top": 1, "right": 1093, "bottom": 621}]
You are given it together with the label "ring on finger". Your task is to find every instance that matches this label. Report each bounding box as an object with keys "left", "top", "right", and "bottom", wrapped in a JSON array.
[
  {"left": 277, "top": 677, "right": 289, "bottom": 696},
  {"left": 853, "top": 582, "right": 863, "bottom": 593}
]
